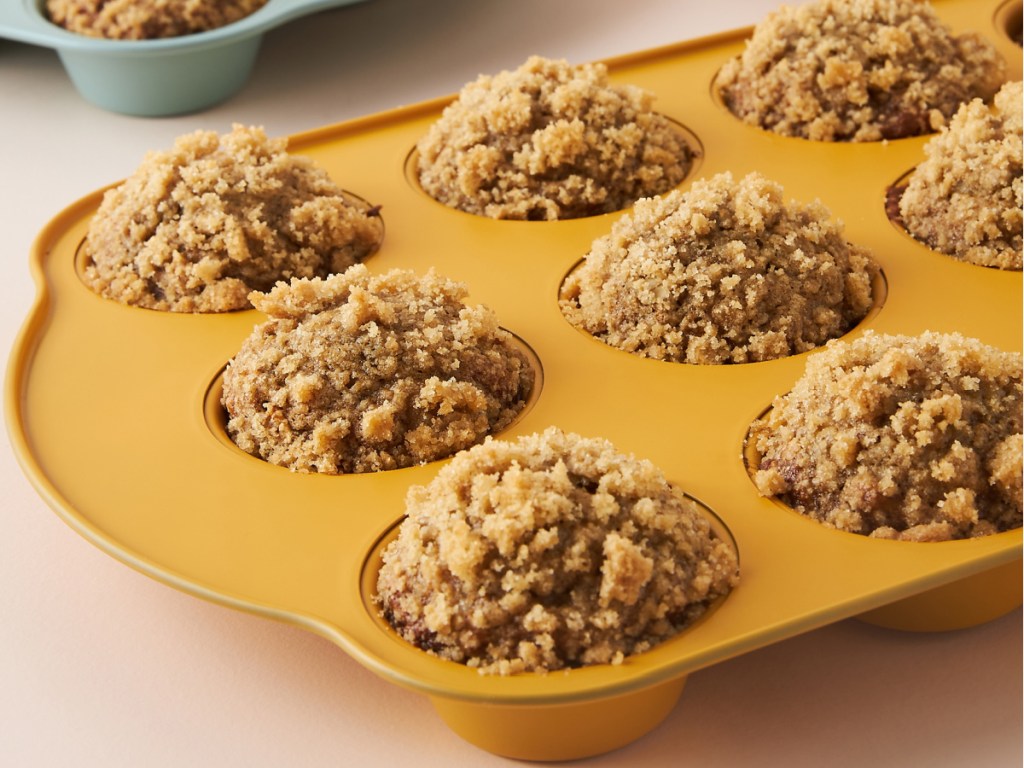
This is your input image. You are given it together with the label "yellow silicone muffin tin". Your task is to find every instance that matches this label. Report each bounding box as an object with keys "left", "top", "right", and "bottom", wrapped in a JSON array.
[{"left": 7, "top": 0, "right": 1022, "bottom": 760}]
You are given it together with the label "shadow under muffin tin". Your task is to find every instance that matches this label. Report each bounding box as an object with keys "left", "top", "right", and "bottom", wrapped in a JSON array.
[{"left": 7, "top": 0, "right": 1021, "bottom": 761}]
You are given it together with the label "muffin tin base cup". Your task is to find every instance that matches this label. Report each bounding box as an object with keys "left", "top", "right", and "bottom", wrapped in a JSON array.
[
  {"left": 856, "top": 558, "right": 1023, "bottom": 632},
  {"left": 429, "top": 676, "right": 687, "bottom": 762},
  {"left": 57, "top": 39, "right": 262, "bottom": 116},
  {"left": 0, "top": 0, "right": 371, "bottom": 116}
]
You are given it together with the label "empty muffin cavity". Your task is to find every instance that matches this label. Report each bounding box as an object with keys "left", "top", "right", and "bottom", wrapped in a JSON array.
[
  {"left": 559, "top": 171, "right": 882, "bottom": 365},
  {"left": 413, "top": 55, "right": 698, "bottom": 220},
  {"left": 747, "top": 330, "right": 1023, "bottom": 541},
  {"left": 714, "top": 0, "right": 1005, "bottom": 142},
  {"left": 373, "top": 426, "right": 739, "bottom": 675}
]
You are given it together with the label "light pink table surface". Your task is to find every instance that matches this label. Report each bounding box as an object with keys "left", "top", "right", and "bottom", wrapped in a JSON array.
[{"left": 1, "top": 2, "right": 1020, "bottom": 765}]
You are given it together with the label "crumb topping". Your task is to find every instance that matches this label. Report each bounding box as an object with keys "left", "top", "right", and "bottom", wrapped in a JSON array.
[
  {"left": 750, "top": 331, "right": 1023, "bottom": 540},
  {"left": 716, "top": 0, "right": 1005, "bottom": 141},
  {"left": 559, "top": 171, "right": 879, "bottom": 364},
  {"left": 221, "top": 266, "right": 534, "bottom": 474},
  {"left": 82, "top": 125, "right": 383, "bottom": 313},
  {"left": 897, "top": 80, "right": 1023, "bottom": 270},
  {"left": 46, "top": 0, "right": 267, "bottom": 39},
  {"left": 376, "top": 427, "right": 739, "bottom": 674},
  {"left": 416, "top": 55, "right": 693, "bottom": 220}
]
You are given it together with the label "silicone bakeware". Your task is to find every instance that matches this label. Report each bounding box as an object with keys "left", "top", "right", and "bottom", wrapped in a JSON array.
[
  {"left": 0, "top": 0, "right": 368, "bottom": 116},
  {"left": 6, "top": 0, "right": 1022, "bottom": 760}
]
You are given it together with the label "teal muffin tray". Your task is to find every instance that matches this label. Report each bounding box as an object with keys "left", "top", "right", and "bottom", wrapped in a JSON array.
[{"left": 0, "top": 0, "right": 369, "bottom": 116}]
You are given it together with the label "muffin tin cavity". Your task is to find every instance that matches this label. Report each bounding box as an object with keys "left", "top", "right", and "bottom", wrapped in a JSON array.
[
  {"left": 204, "top": 369, "right": 254, "bottom": 460},
  {"left": 743, "top": 411, "right": 1022, "bottom": 635},
  {"left": 0, "top": 0, "right": 370, "bottom": 115},
  {"left": 359, "top": 508, "right": 715, "bottom": 761}
]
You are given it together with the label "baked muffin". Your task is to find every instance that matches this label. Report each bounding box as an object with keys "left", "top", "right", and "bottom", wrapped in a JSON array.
[
  {"left": 221, "top": 265, "right": 535, "bottom": 474},
  {"left": 415, "top": 55, "right": 693, "bottom": 220},
  {"left": 559, "top": 171, "right": 879, "bottom": 364},
  {"left": 895, "top": 81, "right": 1022, "bottom": 270},
  {"left": 83, "top": 125, "right": 383, "bottom": 313},
  {"left": 47, "top": 0, "right": 267, "bottom": 39},
  {"left": 750, "top": 331, "right": 1023, "bottom": 541},
  {"left": 376, "top": 427, "right": 739, "bottom": 675},
  {"left": 716, "top": 0, "right": 1005, "bottom": 141}
]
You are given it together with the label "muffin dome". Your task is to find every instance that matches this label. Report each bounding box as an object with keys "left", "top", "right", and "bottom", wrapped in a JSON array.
[
  {"left": 222, "top": 265, "right": 535, "bottom": 474},
  {"left": 415, "top": 55, "right": 693, "bottom": 220},
  {"left": 750, "top": 331, "right": 1023, "bottom": 541},
  {"left": 47, "top": 0, "right": 268, "bottom": 39},
  {"left": 83, "top": 124, "right": 383, "bottom": 313},
  {"left": 560, "top": 172, "right": 879, "bottom": 364},
  {"left": 716, "top": 0, "right": 1005, "bottom": 141},
  {"left": 376, "top": 427, "right": 739, "bottom": 674},
  {"left": 897, "top": 80, "right": 1023, "bottom": 270}
]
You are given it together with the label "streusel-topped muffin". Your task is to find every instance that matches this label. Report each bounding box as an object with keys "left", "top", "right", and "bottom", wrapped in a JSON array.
[
  {"left": 416, "top": 55, "right": 693, "bottom": 220},
  {"left": 716, "top": 0, "right": 1004, "bottom": 141},
  {"left": 377, "top": 427, "right": 739, "bottom": 674}
]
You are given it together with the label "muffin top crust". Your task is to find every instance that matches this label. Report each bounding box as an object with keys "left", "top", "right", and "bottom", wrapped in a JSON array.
[
  {"left": 559, "top": 171, "right": 879, "bottom": 364},
  {"left": 47, "top": 0, "right": 268, "bottom": 39},
  {"left": 715, "top": 0, "right": 1005, "bottom": 141},
  {"left": 750, "top": 331, "right": 1023, "bottom": 541},
  {"left": 376, "top": 427, "right": 739, "bottom": 674},
  {"left": 221, "top": 265, "right": 535, "bottom": 474},
  {"left": 83, "top": 124, "right": 383, "bottom": 313},
  {"left": 415, "top": 55, "right": 693, "bottom": 220},
  {"left": 897, "top": 80, "right": 1023, "bottom": 270}
]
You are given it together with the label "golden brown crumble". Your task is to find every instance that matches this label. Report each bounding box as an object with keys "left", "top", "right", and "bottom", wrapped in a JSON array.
[
  {"left": 750, "top": 331, "right": 1023, "bottom": 541},
  {"left": 82, "top": 125, "right": 382, "bottom": 313},
  {"left": 897, "top": 81, "right": 1022, "bottom": 270},
  {"left": 415, "top": 55, "right": 693, "bottom": 220},
  {"left": 716, "top": 0, "right": 1005, "bottom": 142},
  {"left": 376, "top": 427, "right": 739, "bottom": 674},
  {"left": 559, "top": 171, "right": 879, "bottom": 364},
  {"left": 46, "top": 0, "right": 267, "bottom": 39},
  {"left": 221, "top": 265, "right": 534, "bottom": 474}
]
